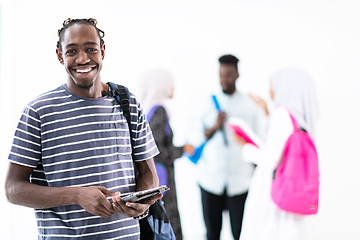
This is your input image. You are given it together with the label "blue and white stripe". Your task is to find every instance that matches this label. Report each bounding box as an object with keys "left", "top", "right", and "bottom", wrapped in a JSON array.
[{"left": 8, "top": 84, "right": 159, "bottom": 239}]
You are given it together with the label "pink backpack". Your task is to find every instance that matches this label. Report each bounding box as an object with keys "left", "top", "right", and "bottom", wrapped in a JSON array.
[{"left": 271, "top": 112, "right": 319, "bottom": 215}]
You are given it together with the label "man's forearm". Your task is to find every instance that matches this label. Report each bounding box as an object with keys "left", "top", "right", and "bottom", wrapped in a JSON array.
[
  {"left": 6, "top": 178, "right": 118, "bottom": 218},
  {"left": 136, "top": 171, "right": 158, "bottom": 191},
  {"left": 205, "top": 125, "right": 219, "bottom": 140},
  {"left": 5, "top": 163, "right": 78, "bottom": 209},
  {"left": 135, "top": 159, "right": 159, "bottom": 191},
  {"left": 6, "top": 180, "right": 78, "bottom": 209}
]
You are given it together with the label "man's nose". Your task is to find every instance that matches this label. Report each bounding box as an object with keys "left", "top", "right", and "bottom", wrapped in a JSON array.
[{"left": 76, "top": 51, "right": 90, "bottom": 64}]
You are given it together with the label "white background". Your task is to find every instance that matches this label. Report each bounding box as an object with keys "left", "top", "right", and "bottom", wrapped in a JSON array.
[{"left": 0, "top": 0, "right": 359, "bottom": 239}]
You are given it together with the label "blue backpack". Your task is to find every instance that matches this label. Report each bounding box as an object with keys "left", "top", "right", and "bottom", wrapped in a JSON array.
[{"left": 105, "top": 82, "right": 176, "bottom": 240}]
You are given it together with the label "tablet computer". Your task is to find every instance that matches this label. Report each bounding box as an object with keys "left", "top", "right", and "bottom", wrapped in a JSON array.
[{"left": 121, "top": 185, "right": 170, "bottom": 203}]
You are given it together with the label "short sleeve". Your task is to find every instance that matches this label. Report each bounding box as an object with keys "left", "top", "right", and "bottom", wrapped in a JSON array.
[
  {"left": 130, "top": 95, "right": 159, "bottom": 161},
  {"left": 8, "top": 105, "right": 42, "bottom": 168}
]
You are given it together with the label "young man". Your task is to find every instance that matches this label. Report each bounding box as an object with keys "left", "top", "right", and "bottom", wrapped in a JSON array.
[
  {"left": 192, "top": 54, "right": 265, "bottom": 240},
  {"left": 5, "top": 18, "right": 160, "bottom": 239}
]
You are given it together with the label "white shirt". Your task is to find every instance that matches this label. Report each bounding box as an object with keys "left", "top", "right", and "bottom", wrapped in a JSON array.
[{"left": 190, "top": 90, "right": 265, "bottom": 196}]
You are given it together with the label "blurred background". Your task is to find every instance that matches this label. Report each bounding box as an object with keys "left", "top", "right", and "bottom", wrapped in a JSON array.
[{"left": 0, "top": 0, "right": 359, "bottom": 239}]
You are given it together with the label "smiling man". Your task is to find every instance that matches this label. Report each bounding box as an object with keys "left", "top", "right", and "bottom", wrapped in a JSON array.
[{"left": 5, "top": 18, "right": 160, "bottom": 239}]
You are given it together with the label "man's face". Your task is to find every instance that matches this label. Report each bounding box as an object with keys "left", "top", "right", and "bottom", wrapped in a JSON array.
[
  {"left": 56, "top": 24, "right": 105, "bottom": 89},
  {"left": 219, "top": 64, "right": 239, "bottom": 94}
]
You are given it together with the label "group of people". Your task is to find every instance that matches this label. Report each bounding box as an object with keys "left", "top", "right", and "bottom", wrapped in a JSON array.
[
  {"left": 138, "top": 55, "right": 319, "bottom": 240},
  {"left": 4, "top": 18, "right": 320, "bottom": 240}
]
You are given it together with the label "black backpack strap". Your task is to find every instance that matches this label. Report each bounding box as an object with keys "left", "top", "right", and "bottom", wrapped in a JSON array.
[
  {"left": 106, "top": 82, "right": 131, "bottom": 123},
  {"left": 106, "top": 82, "right": 133, "bottom": 151}
]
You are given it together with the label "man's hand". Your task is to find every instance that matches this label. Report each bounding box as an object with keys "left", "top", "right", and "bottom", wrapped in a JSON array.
[
  {"left": 75, "top": 186, "right": 119, "bottom": 218},
  {"left": 205, "top": 111, "right": 227, "bottom": 140},
  {"left": 215, "top": 111, "right": 227, "bottom": 129},
  {"left": 111, "top": 193, "right": 163, "bottom": 218}
]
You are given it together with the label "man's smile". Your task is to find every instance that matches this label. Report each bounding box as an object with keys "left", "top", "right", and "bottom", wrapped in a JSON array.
[
  {"left": 75, "top": 68, "right": 92, "bottom": 73},
  {"left": 72, "top": 65, "right": 97, "bottom": 74}
]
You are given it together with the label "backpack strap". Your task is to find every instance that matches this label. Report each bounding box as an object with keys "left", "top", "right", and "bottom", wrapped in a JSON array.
[
  {"left": 106, "top": 82, "right": 131, "bottom": 124},
  {"left": 288, "top": 111, "right": 308, "bottom": 132},
  {"left": 105, "top": 82, "right": 134, "bottom": 152},
  {"left": 280, "top": 106, "right": 300, "bottom": 132},
  {"left": 273, "top": 108, "right": 299, "bottom": 180},
  {"left": 105, "top": 83, "right": 176, "bottom": 237},
  {"left": 288, "top": 113, "right": 299, "bottom": 132}
]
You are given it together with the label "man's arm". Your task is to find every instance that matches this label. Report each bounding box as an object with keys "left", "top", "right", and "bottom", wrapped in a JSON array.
[
  {"left": 204, "top": 111, "right": 227, "bottom": 140},
  {"left": 135, "top": 158, "right": 159, "bottom": 191},
  {"left": 5, "top": 162, "right": 118, "bottom": 218}
]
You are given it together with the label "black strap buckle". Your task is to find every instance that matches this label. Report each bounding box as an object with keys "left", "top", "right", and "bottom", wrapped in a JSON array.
[
  {"left": 102, "top": 90, "right": 119, "bottom": 97},
  {"left": 121, "top": 98, "right": 130, "bottom": 111}
]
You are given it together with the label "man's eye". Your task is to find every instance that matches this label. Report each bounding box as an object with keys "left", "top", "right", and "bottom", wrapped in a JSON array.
[
  {"left": 66, "top": 49, "right": 76, "bottom": 54},
  {"left": 88, "top": 48, "right": 97, "bottom": 52}
]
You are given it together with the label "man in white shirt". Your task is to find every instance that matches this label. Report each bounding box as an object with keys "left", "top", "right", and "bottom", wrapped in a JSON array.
[{"left": 193, "top": 54, "right": 264, "bottom": 240}]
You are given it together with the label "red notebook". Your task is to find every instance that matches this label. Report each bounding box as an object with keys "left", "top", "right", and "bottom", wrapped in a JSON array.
[{"left": 226, "top": 117, "right": 263, "bottom": 148}]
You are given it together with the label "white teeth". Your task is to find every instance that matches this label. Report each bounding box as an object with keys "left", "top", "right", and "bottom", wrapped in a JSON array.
[{"left": 76, "top": 68, "right": 92, "bottom": 73}]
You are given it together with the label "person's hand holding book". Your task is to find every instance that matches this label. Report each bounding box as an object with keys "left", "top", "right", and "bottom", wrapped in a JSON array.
[{"left": 232, "top": 133, "right": 247, "bottom": 146}]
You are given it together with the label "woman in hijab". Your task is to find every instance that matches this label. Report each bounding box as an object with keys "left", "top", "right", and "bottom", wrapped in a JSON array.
[
  {"left": 138, "top": 70, "right": 194, "bottom": 240},
  {"left": 234, "top": 69, "right": 320, "bottom": 240}
]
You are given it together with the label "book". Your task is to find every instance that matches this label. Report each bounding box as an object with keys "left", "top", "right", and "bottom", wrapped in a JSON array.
[{"left": 226, "top": 117, "right": 263, "bottom": 148}]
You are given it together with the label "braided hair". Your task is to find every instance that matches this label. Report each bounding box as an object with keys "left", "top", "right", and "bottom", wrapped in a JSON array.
[{"left": 57, "top": 18, "right": 105, "bottom": 51}]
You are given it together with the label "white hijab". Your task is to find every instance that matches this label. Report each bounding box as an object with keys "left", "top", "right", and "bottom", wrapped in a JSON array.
[
  {"left": 138, "top": 69, "right": 174, "bottom": 115},
  {"left": 271, "top": 68, "right": 320, "bottom": 137}
]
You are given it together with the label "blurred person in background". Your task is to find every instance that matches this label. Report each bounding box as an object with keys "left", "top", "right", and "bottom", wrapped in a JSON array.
[
  {"left": 234, "top": 68, "right": 320, "bottom": 240},
  {"left": 189, "top": 54, "right": 265, "bottom": 240},
  {"left": 138, "top": 69, "right": 195, "bottom": 240}
]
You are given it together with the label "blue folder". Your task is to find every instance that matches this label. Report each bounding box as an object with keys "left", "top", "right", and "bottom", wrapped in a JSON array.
[
  {"left": 185, "top": 142, "right": 207, "bottom": 164},
  {"left": 186, "top": 95, "right": 224, "bottom": 164}
]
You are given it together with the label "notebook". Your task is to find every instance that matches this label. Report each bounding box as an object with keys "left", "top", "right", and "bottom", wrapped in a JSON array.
[{"left": 226, "top": 117, "right": 263, "bottom": 148}]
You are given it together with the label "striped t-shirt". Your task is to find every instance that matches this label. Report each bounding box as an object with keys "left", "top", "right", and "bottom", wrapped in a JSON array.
[{"left": 8, "top": 84, "right": 159, "bottom": 240}]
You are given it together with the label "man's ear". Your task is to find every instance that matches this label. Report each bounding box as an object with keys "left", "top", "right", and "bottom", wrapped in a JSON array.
[
  {"left": 56, "top": 48, "right": 64, "bottom": 65},
  {"left": 101, "top": 44, "right": 105, "bottom": 60}
]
